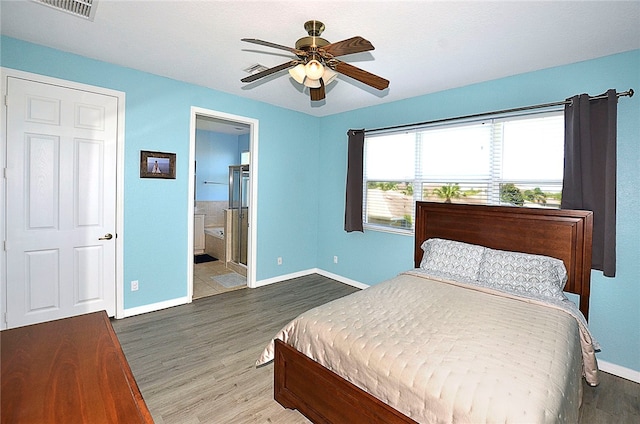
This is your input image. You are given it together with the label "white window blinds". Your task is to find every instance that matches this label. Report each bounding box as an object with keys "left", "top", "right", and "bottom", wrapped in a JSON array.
[{"left": 363, "top": 111, "right": 564, "bottom": 233}]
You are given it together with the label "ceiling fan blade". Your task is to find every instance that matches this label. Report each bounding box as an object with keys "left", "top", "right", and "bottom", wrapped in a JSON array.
[
  {"left": 241, "top": 61, "right": 299, "bottom": 83},
  {"left": 320, "top": 36, "right": 374, "bottom": 57},
  {"left": 310, "top": 79, "right": 326, "bottom": 101},
  {"left": 334, "top": 61, "right": 389, "bottom": 90},
  {"left": 241, "top": 38, "right": 305, "bottom": 56}
]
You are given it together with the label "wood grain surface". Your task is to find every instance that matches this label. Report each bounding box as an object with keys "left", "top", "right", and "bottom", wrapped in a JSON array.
[{"left": 1, "top": 311, "right": 152, "bottom": 424}]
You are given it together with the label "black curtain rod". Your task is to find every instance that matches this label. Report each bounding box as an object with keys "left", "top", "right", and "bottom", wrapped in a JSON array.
[{"left": 364, "top": 88, "right": 634, "bottom": 134}]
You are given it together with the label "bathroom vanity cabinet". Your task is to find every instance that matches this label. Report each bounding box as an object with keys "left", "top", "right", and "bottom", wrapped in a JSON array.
[{"left": 194, "top": 214, "right": 205, "bottom": 255}]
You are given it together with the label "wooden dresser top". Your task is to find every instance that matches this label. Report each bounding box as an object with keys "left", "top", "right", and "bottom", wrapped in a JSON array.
[{"left": 1, "top": 311, "right": 153, "bottom": 423}]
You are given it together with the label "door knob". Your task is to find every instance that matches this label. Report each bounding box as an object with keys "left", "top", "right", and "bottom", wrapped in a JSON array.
[{"left": 99, "top": 233, "right": 113, "bottom": 240}]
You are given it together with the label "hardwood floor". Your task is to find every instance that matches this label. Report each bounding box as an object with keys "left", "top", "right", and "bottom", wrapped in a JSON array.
[
  {"left": 580, "top": 370, "right": 640, "bottom": 423},
  {"left": 113, "top": 274, "right": 640, "bottom": 424},
  {"left": 113, "top": 274, "right": 357, "bottom": 423}
]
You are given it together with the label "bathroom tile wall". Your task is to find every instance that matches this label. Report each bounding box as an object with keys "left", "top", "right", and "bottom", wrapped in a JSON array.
[{"left": 195, "top": 201, "right": 227, "bottom": 228}]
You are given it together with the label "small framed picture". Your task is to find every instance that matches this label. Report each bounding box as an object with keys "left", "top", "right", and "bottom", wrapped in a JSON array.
[{"left": 140, "top": 150, "right": 176, "bottom": 179}]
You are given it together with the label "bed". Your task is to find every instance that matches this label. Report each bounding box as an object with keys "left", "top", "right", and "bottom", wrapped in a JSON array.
[{"left": 258, "top": 202, "right": 598, "bottom": 423}]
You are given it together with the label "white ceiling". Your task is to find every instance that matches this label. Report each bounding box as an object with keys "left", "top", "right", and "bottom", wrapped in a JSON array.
[{"left": 1, "top": 1, "right": 639, "bottom": 117}]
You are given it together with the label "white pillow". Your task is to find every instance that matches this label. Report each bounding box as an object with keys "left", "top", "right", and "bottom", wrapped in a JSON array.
[
  {"left": 477, "top": 248, "right": 568, "bottom": 301},
  {"left": 420, "top": 238, "right": 485, "bottom": 281}
]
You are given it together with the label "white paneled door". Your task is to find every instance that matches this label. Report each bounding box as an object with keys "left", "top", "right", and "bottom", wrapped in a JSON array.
[{"left": 5, "top": 77, "right": 118, "bottom": 328}]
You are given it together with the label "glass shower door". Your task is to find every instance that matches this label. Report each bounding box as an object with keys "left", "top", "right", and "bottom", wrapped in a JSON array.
[{"left": 229, "top": 165, "right": 249, "bottom": 266}]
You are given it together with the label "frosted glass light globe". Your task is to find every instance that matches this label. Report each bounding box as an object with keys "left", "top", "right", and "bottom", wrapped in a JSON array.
[
  {"left": 288, "top": 64, "right": 306, "bottom": 84},
  {"left": 305, "top": 60, "right": 324, "bottom": 80}
]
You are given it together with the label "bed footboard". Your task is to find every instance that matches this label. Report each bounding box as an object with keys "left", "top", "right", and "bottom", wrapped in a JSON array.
[{"left": 274, "top": 339, "right": 417, "bottom": 424}]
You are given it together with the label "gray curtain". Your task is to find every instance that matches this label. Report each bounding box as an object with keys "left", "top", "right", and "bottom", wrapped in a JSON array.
[
  {"left": 561, "top": 89, "right": 617, "bottom": 277},
  {"left": 344, "top": 129, "right": 365, "bottom": 232}
]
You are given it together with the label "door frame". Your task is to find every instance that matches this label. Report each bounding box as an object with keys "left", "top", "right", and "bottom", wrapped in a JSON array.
[
  {"left": 188, "top": 107, "right": 259, "bottom": 297},
  {"left": 0, "top": 68, "right": 126, "bottom": 329}
]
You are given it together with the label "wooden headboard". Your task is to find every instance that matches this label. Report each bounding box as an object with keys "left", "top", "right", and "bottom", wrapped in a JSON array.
[{"left": 414, "top": 202, "right": 594, "bottom": 319}]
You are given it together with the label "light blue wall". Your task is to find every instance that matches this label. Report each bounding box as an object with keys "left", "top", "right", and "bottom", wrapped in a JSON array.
[
  {"left": 2, "top": 35, "right": 638, "bottom": 373},
  {"left": 1, "top": 36, "right": 321, "bottom": 307},
  {"left": 195, "top": 130, "right": 238, "bottom": 202},
  {"left": 317, "top": 50, "right": 640, "bottom": 372}
]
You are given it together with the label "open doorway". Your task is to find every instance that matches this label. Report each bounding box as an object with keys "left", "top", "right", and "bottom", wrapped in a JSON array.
[{"left": 188, "top": 108, "right": 258, "bottom": 300}]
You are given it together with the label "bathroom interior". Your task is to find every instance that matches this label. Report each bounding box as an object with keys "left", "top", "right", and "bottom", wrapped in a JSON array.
[{"left": 193, "top": 115, "right": 250, "bottom": 299}]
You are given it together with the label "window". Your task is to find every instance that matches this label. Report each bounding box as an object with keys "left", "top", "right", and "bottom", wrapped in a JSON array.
[{"left": 363, "top": 111, "right": 564, "bottom": 233}]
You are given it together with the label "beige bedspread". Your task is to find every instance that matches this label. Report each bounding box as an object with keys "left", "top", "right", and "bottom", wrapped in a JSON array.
[{"left": 257, "top": 271, "right": 599, "bottom": 424}]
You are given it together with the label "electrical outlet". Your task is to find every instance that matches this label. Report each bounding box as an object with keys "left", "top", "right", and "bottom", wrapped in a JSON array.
[
  {"left": 333, "top": 256, "right": 338, "bottom": 264},
  {"left": 277, "top": 257, "right": 282, "bottom": 265},
  {"left": 131, "top": 280, "right": 139, "bottom": 291}
]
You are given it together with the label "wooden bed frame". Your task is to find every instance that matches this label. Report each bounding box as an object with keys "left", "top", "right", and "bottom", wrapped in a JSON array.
[{"left": 274, "top": 202, "right": 594, "bottom": 424}]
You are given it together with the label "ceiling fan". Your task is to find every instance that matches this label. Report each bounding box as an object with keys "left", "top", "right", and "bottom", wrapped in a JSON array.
[{"left": 241, "top": 20, "right": 389, "bottom": 101}]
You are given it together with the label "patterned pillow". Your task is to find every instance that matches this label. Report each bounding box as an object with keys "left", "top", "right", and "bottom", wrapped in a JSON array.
[
  {"left": 420, "top": 238, "right": 485, "bottom": 281},
  {"left": 477, "top": 248, "right": 568, "bottom": 301}
]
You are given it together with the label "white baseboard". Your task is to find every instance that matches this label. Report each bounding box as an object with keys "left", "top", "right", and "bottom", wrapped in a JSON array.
[
  {"left": 119, "top": 296, "right": 191, "bottom": 319},
  {"left": 315, "top": 269, "right": 369, "bottom": 290},
  {"left": 255, "top": 268, "right": 369, "bottom": 290},
  {"left": 118, "top": 268, "right": 363, "bottom": 318},
  {"left": 598, "top": 360, "right": 640, "bottom": 383},
  {"left": 254, "top": 268, "right": 318, "bottom": 287}
]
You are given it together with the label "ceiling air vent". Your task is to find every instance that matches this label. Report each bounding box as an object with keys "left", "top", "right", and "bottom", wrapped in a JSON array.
[
  {"left": 32, "top": 0, "right": 98, "bottom": 21},
  {"left": 243, "top": 64, "right": 269, "bottom": 75}
]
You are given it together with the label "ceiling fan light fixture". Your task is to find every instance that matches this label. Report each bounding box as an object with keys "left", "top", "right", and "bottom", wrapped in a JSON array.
[
  {"left": 305, "top": 59, "right": 324, "bottom": 80},
  {"left": 303, "top": 78, "right": 322, "bottom": 88},
  {"left": 288, "top": 63, "right": 306, "bottom": 84},
  {"left": 241, "top": 20, "right": 389, "bottom": 101}
]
